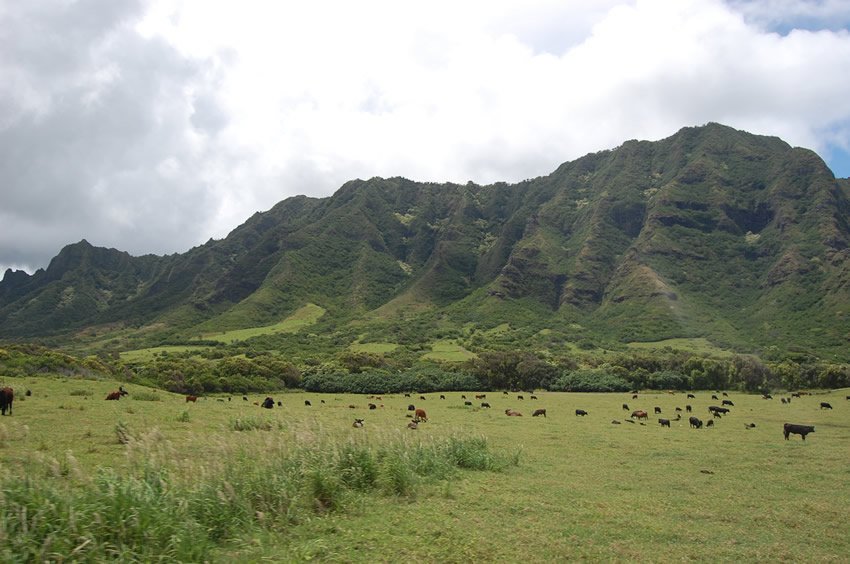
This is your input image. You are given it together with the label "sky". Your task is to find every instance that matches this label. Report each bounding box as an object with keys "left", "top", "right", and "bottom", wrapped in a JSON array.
[{"left": 2, "top": 0, "right": 850, "bottom": 275}]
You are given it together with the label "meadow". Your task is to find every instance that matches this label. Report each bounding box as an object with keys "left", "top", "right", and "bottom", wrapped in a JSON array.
[{"left": 1, "top": 375, "right": 848, "bottom": 562}]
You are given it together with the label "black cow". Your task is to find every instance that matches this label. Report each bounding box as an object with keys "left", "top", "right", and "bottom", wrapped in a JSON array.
[
  {"left": 464, "top": 401, "right": 472, "bottom": 406},
  {"left": 0, "top": 387, "right": 13, "bottom": 416},
  {"left": 25, "top": 389, "right": 32, "bottom": 397},
  {"left": 762, "top": 394, "right": 773, "bottom": 400},
  {"left": 440, "top": 395, "right": 446, "bottom": 400},
  {"left": 675, "top": 407, "right": 682, "bottom": 412},
  {"left": 712, "top": 395, "right": 719, "bottom": 400},
  {"left": 709, "top": 406, "right": 730, "bottom": 416},
  {"left": 783, "top": 423, "right": 815, "bottom": 440},
  {"left": 722, "top": 392, "right": 728, "bottom": 397},
  {"left": 575, "top": 409, "right": 588, "bottom": 416},
  {"left": 277, "top": 401, "right": 282, "bottom": 407},
  {"left": 658, "top": 418, "right": 670, "bottom": 427},
  {"left": 654, "top": 407, "right": 662, "bottom": 414},
  {"left": 689, "top": 416, "right": 703, "bottom": 429},
  {"left": 820, "top": 402, "right": 833, "bottom": 410},
  {"left": 517, "top": 395, "right": 524, "bottom": 400},
  {"left": 368, "top": 403, "right": 377, "bottom": 410},
  {"left": 722, "top": 400, "right": 734, "bottom": 406},
  {"left": 407, "top": 404, "right": 415, "bottom": 411},
  {"left": 533, "top": 409, "right": 547, "bottom": 417},
  {"left": 622, "top": 403, "right": 630, "bottom": 411},
  {"left": 530, "top": 395, "right": 538, "bottom": 400},
  {"left": 687, "top": 393, "right": 696, "bottom": 399},
  {"left": 261, "top": 397, "right": 274, "bottom": 409},
  {"left": 305, "top": 400, "right": 312, "bottom": 406},
  {"left": 781, "top": 398, "right": 787, "bottom": 404},
  {"left": 481, "top": 402, "right": 491, "bottom": 408},
  {"left": 745, "top": 423, "right": 756, "bottom": 429},
  {"left": 706, "top": 420, "right": 714, "bottom": 427},
  {"left": 686, "top": 405, "right": 692, "bottom": 413}
]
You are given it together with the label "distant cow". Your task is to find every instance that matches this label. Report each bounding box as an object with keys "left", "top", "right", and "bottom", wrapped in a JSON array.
[
  {"left": 517, "top": 395, "right": 524, "bottom": 400},
  {"left": 407, "top": 420, "right": 418, "bottom": 430},
  {"left": 654, "top": 407, "right": 662, "bottom": 414},
  {"left": 25, "top": 389, "right": 32, "bottom": 397},
  {"left": 404, "top": 393, "right": 411, "bottom": 397},
  {"left": 0, "top": 387, "right": 13, "bottom": 415},
  {"left": 533, "top": 409, "right": 547, "bottom": 417},
  {"left": 781, "top": 398, "right": 787, "bottom": 404},
  {"left": 675, "top": 407, "right": 682, "bottom": 412},
  {"left": 481, "top": 402, "right": 491, "bottom": 408},
  {"left": 689, "top": 416, "right": 703, "bottom": 429},
  {"left": 658, "top": 418, "right": 670, "bottom": 427},
  {"left": 440, "top": 395, "right": 446, "bottom": 400},
  {"left": 791, "top": 392, "right": 801, "bottom": 398},
  {"left": 631, "top": 410, "right": 648, "bottom": 420},
  {"left": 530, "top": 395, "right": 538, "bottom": 400},
  {"left": 783, "top": 423, "right": 815, "bottom": 440},
  {"left": 611, "top": 420, "right": 621, "bottom": 424},
  {"left": 722, "top": 392, "right": 728, "bottom": 397},
  {"left": 575, "top": 409, "right": 587, "bottom": 417},
  {"left": 687, "top": 393, "right": 696, "bottom": 399},
  {"left": 352, "top": 418, "right": 364, "bottom": 428},
  {"left": 622, "top": 403, "right": 630, "bottom": 411},
  {"left": 475, "top": 394, "right": 486, "bottom": 399},
  {"left": 632, "top": 394, "right": 638, "bottom": 399},
  {"left": 722, "top": 400, "right": 734, "bottom": 406},
  {"left": 419, "top": 396, "right": 426, "bottom": 401},
  {"left": 408, "top": 404, "right": 416, "bottom": 411},
  {"left": 686, "top": 405, "right": 692, "bottom": 413},
  {"left": 305, "top": 400, "right": 312, "bottom": 406},
  {"left": 709, "top": 406, "right": 730, "bottom": 416},
  {"left": 105, "top": 391, "right": 121, "bottom": 401},
  {"left": 706, "top": 420, "right": 714, "bottom": 427},
  {"left": 186, "top": 395, "right": 198, "bottom": 403},
  {"left": 745, "top": 423, "right": 756, "bottom": 429},
  {"left": 261, "top": 397, "right": 274, "bottom": 409},
  {"left": 505, "top": 409, "right": 522, "bottom": 416},
  {"left": 414, "top": 408, "right": 427, "bottom": 422},
  {"left": 712, "top": 395, "right": 719, "bottom": 400},
  {"left": 242, "top": 396, "right": 248, "bottom": 401},
  {"left": 762, "top": 394, "right": 773, "bottom": 400},
  {"left": 464, "top": 401, "right": 472, "bottom": 406},
  {"left": 368, "top": 403, "right": 377, "bottom": 410},
  {"left": 820, "top": 402, "right": 833, "bottom": 410}
]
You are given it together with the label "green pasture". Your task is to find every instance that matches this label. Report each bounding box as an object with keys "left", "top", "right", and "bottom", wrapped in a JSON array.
[
  {"left": 626, "top": 337, "right": 735, "bottom": 357},
  {"left": 348, "top": 341, "right": 399, "bottom": 354},
  {"left": 197, "top": 303, "right": 326, "bottom": 343},
  {"left": 119, "top": 345, "right": 209, "bottom": 362},
  {"left": 1, "top": 375, "right": 849, "bottom": 562},
  {"left": 421, "top": 339, "right": 476, "bottom": 362}
]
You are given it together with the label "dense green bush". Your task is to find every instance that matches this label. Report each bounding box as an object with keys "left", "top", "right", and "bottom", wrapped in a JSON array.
[
  {"left": 549, "top": 369, "right": 631, "bottom": 392},
  {"left": 303, "top": 367, "right": 482, "bottom": 394}
]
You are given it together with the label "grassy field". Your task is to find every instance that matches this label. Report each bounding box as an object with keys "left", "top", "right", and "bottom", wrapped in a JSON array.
[
  {"left": 197, "top": 303, "right": 326, "bottom": 343},
  {"left": 421, "top": 339, "right": 477, "bottom": 362},
  {"left": 348, "top": 341, "right": 399, "bottom": 354},
  {"left": 119, "top": 344, "right": 210, "bottom": 362},
  {"left": 626, "top": 337, "right": 735, "bottom": 357},
  {"left": 1, "top": 376, "right": 848, "bottom": 561}
]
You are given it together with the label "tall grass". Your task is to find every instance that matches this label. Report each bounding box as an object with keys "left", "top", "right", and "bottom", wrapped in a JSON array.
[{"left": 0, "top": 427, "right": 511, "bottom": 562}]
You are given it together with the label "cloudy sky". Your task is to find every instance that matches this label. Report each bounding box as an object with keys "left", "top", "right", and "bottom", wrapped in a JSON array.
[{"left": 3, "top": 0, "right": 850, "bottom": 275}]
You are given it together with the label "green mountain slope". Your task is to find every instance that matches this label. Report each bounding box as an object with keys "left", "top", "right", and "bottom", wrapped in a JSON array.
[{"left": 2, "top": 123, "right": 848, "bottom": 358}]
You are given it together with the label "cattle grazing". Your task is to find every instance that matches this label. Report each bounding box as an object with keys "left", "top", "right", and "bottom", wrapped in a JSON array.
[
  {"left": 686, "top": 405, "right": 692, "bottom": 413},
  {"left": 368, "top": 403, "right": 377, "bottom": 410},
  {"left": 658, "top": 418, "right": 670, "bottom": 427},
  {"left": 762, "top": 394, "right": 773, "bottom": 400},
  {"left": 781, "top": 398, "right": 787, "bottom": 404},
  {"left": 517, "top": 395, "right": 524, "bottom": 400},
  {"left": 321, "top": 399, "right": 325, "bottom": 404},
  {"left": 654, "top": 407, "right": 662, "bottom": 414},
  {"left": 631, "top": 410, "right": 648, "bottom": 420},
  {"left": 461, "top": 395, "right": 467, "bottom": 399},
  {"left": 530, "top": 395, "right": 538, "bottom": 400},
  {"left": 783, "top": 423, "right": 815, "bottom": 440},
  {"left": 687, "top": 393, "right": 696, "bottom": 399},
  {"left": 464, "top": 401, "right": 472, "bottom": 406},
  {"left": 305, "top": 400, "right": 312, "bottom": 406},
  {"left": 277, "top": 401, "right": 282, "bottom": 407},
  {"left": 722, "top": 400, "right": 734, "bottom": 406},
  {"left": 632, "top": 394, "right": 638, "bottom": 399},
  {"left": 475, "top": 394, "right": 486, "bottom": 399},
  {"left": 420, "top": 396, "right": 426, "bottom": 401},
  {"left": 404, "top": 393, "right": 411, "bottom": 397},
  {"left": 407, "top": 420, "right": 418, "bottom": 430},
  {"left": 675, "top": 407, "right": 682, "bottom": 412},
  {"left": 674, "top": 413, "right": 682, "bottom": 421},
  {"left": 745, "top": 423, "right": 756, "bottom": 429},
  {"left": 820, "top": 402, "right": 833, "bottom": 410},
  {"left": 689, "top": 416, "right": 703, "bottom": 429},
  {"left": 709, "top": 406, "right": 730, "bottom": 416},
  {"left": 846, "top": 395, "right": 850, "bottom": 400},
  {"left": 414, "top": 408, "right": 428, "bottom": 422},
  {"left": 105, "top": 391, "right": 121, "bottom": 401},
  {"left": 440, "top": 395, "right": 446, "bottom": 400},
  {"left": 25, "top": 389, "right": 32, "bottom": 397},
  {"left": 575, "top": 409, "right": 587, "bottom": 417},
  {"left": 352, "top": 418, "right": 364, "bottom": 428},
  {"left": 481, "top": 402, "right": 491, "bottom": 408},
  {"left": 262, "top": 397, "right": 274, "bottom": 409},
  {"left": 533, "top": 408, "right": 547, "bottom": 417},
  {"left": 791, "top": 392, "right": 801, "bottom": 398},
  {"left": 611, "top": 420, "right": 621, "bottom": 424},
  {"left": 505, "top": 409, "right": 522, "bottom": 416},
  {"left": 706, "top": 420, "right": 714, "bottom": 427},
  {"left": 622, "top": 403, "right": 630, "bottom": 411},
  {"left": 242, "top": 396, "right": 248, "bottom": 401},
  {"left": 0, "top": 387, "right": 13, "bottom": 415},
  {"left": 712, "top": 395, "right": 718, "bottom": 400},
  {"left": 722, "top": 392, "right": 728, "bottom": 397},
  {"left": 185, "top": 395, "right": 198, "bottom": 403},
  {"left": 407, "top": 404, "right": 415, "bottom": 411}
]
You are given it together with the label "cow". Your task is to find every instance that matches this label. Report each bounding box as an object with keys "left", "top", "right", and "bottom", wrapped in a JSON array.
[
  {"left": 414, "top": 408, "right": 427, "bottom": 422},
  {"left": 783, "top": 423, "right": 815, "bottom": 440},
  {"left": 440, "top": 395, "right": 446, "bottom": 400},
  {"left": 503, "top": 391, "right": 509, "bottom": 395},
  {"left": 631, "top": 410, "right": 648, "bottom": 420},
  {"left": 407, "top": 404, "right": 416, "bottom": 411},
  {"left": 352, "top": 418, "right": 364, "bottom": 428},
  {"left": 632, "top": 394, "right": 638, "bottom": 399},
  {"left": 846, "top": 395, "right": 850, "bottom": 400},
  {"left": 261, "top": 397, "right": 274, "bottom": 409},
  {"left": 791, "top": 392, "right": 801, "bottom": 398},
  {"left": 368, "top": 403, "right": 377, "bottom": 410},
  {"left": 404, "top": 393, "right": 411, "bottom": 397},
  {"left": 461, "top": 395, "right": 467, "bottom": 399},
  {"left": 706, "top": 420, "right": 714, "bottom": 427},
  {"left": 687, "top": 393, "right": 696, "bottom": 399},
  {"left": 481, "top": 402, "right": 491, "bottom": 408},
  {"left": 722, "top": 400, "right": 734, "bottom": 406},
  {"left": 762, "top": 394, "right": 773, "bottom": 400},
  {"left": 185, "top": 395, "right": 198, "bottom": 403},
  {"left": 659, "top": 418, "right": 670, "bottom": 427},
  {"left": 745, "top": 423, "right": 756, "bottom": 429},
  {"left": 475, "top": 394, "right": 486, "bottom": 400},
  {"left": 242, "top": 396, "right": 248, "bottom": 401},
  {"left": 517, "top": 395, "right": 524, "bottom": 400},
  {"left": 709, "top": 406, "right": 730, "bottom": 416},
  {"left": 505, "top": 409, "right": 522, "bottom": 416},
  {"left": 686, "top": 405, "right": 692, "bottom": 413},
  {"left": 419, "top": 396, "right": 426, "bottom": 401},
  {"left": 675, "top": 407, "right": 682, "bottom": 412},
  {"left": 820, "top": 402, "right": 833, "bottom": 410},
  {"left": 407, "top": 420, "right": 418, "bottom": 430},
  {"left": 0, "top": 387, "right": 13, "bottom": 415},
  {"left": 781, "top": 398, "right": 787, "bottom": 404},
  {"left": 622, "top": 404, "right": 630, "bottom": 411},
  {"left": 305, "top": 400, "right": 312, "bottom": 406},
  {"left": 712, "top": 395, "right": 719, "bottom": 400},
  {"left": 611, "top": 420, "right": 621, "bottom": 424},
  {"left": 25, "top": 389, "right": 32, "bottom": 397},
  {"left": 464, "top": 401, "right": 472, "bottom": 406},
  {"left": 533, "top": 409, "right": 547, "bottom": 417},
  {"left": 674, "top": 413, "right": 682, "bottom": 421},
  {"left": 574, "top": 409, "right": 587, "bottom": 417},
  {"left": 689, "top": 416, "right": 703, "bottom": 429},
  {"left": 105, "top": 391, "right": 121, "bottom": 401},
  {"left": 654, "top": 407, "right": 662, "bottom": 414},
  {"left": 722, "top": 392, "right": 728, "bottom": 397},
  {"left": 530, "top": 395, "right": 538, "bottom": 400}
]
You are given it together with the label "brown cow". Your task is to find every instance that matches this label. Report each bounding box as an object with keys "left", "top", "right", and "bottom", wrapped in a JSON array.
[
  {"left": 533, "top": 409, "right": 547, "bottom": 417},
  {"left": 352, "top": 418, "right": 364, "bottom": 428},
  {"left": 414, "top": 408, "right": 427, "bottom": 422},
  {"left": 631, "top": 410, "right": 648, "bottom": 420},
  {"left": 105, "top": 391, "right": 121, "bottom": 401},
  {"left": 505, "top": 409, "right": 523, "bottom": 416},
  {"left": 0, "top": 387, "right": 13, "bottom": 415},
  {"left": 186, "top": 395, "right": 198, "bottom": 403}
]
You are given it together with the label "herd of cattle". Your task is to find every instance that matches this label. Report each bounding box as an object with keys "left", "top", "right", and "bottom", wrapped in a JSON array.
[{"left": 0, "top": 383, "right": 843, "bottom": 441}]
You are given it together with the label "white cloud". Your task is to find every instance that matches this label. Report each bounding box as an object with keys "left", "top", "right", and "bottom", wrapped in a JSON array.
[{"left": 2, "top": 0, "right": 850, "bottom": 275}]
